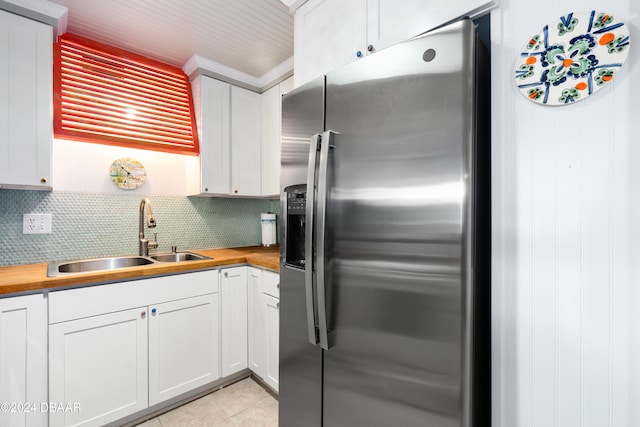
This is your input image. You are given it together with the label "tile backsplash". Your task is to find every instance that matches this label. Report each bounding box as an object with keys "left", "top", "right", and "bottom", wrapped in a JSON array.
[{"left": 0, "top": 190, "right": 279, "bottom": 267}]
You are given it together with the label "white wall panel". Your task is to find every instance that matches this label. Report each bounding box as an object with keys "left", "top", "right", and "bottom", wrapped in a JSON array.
[
  {"left": 491, "top": 0, "right": 638, "bottom": 426},
  {"left": 53, "top": 139, "right": 192, "bottom": 195}
]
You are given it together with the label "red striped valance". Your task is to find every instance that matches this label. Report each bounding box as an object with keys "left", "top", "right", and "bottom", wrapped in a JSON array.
[{"left": 54, "top": 33, "right": 199, "bottom": 155}]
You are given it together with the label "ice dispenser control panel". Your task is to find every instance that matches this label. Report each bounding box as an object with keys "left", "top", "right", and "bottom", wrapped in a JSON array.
[
  {"left": 284, "top": 185, "right": 306, "bottom": 270},
  {"left": 287, "top": 191, "right": 306, "bottom": 212}
]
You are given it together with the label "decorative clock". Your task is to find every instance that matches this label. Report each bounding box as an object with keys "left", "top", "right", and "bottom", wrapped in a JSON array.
[{"left": 109, "top": 158, "right": 146, "bottom": 190}]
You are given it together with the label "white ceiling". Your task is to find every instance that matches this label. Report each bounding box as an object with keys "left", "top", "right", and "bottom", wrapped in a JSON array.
[{"left": 48, "top": 0, "right": 294, "bottom": 87}]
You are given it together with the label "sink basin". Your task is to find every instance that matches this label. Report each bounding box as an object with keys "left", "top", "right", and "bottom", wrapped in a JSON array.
[
  {"left": 47, "top": 252, "right": 212, "bottom": 277},
  {"left": 150, "top": 252, "right": 211, "bottom": 263},
  {"left": 48, "top": 256, "right": 154, "bottom": 276}
]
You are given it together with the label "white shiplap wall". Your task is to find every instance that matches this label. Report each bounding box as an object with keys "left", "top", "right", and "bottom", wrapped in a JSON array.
[{"left": 491, "top": 0, "right": 639, "bottom": 426}]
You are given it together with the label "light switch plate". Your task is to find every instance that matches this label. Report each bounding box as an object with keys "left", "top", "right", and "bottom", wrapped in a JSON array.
[{"left": 23, "top": 213, "right": 52, "bottom": 234}]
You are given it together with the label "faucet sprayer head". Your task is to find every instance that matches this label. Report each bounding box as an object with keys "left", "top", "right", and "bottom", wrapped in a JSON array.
[{"left": 143, "top": 197, "right": 157, "bottom": 228}]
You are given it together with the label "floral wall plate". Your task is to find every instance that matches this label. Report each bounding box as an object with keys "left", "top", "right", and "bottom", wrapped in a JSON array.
[
  {"left": 515, "top": 11, "right": 630, "bottom": 106},
  {"left": 109, "top": 158, "right": 146, "bottom": 190}
]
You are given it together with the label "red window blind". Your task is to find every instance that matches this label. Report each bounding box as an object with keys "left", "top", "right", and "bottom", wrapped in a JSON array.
[{"left": 54, "top": 33, "right": 199, "bottom": 155}]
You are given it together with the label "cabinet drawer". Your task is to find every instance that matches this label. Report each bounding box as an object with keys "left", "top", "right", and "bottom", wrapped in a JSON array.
[
  {"left": 49, "top": 270, "right": 219, "bottom": 324},
  {"left": 262, "top": 271, "right": 280, "bottom": 298}
]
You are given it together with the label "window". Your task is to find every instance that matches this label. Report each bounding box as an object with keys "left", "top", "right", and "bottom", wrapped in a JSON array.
[{"left": 54, "top": 33, "right": 199, "bottom": 155}]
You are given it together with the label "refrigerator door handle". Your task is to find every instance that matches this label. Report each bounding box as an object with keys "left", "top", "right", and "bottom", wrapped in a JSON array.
[
  {"left": 316, "top": 130, "right": 336, "bottom": 350},
  {"left": 305, "top": 133, "right": 321, "bottom": 345}
]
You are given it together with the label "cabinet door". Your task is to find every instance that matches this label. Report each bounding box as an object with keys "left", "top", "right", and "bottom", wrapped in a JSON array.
[
  {"left": 261, "top": 76, "right": 294, "bottom": 197},
  {"left": 264, "top": 294, "right": 280, "bottom": 392},
  {"left": 220, "top": 267, "right": 248, "bottom": 376},
  {"left": 280, "top": 75, "right": 295, "bottom": 96},
  {"left": 231, "top": 86, "right": 261, "bottom": 196},
  {"left": 366, "top": 0, "right": 430, "bottom": 52},
  {"left": 49, "top": 308, "right": 148, "bottom": 427},
  {"left": 0, "top": 10, "right": 52, "bottom": 189},
  {"left": 247, "top": 267, "right": 265, "bottom": 377},
  {"left": 148, "top": 293, "right": 220, "bottom": 406},
  {"left": 294, "top": 0, "right": 367, "bottom": 86},
  {"left": 0, "top": 294, "right": 46, "bottom": 427},
  {"left": 260, "top": 84, "right": 281, "bottom": 197},
  {"left": 367, "top": 0, "right": 495, "bottom": 53},
  {"left": 262, "top": 270, "right": 280, "bottom": 299},
  {"left": 192, "top": 75, "right": 231, "bottom": 195}
]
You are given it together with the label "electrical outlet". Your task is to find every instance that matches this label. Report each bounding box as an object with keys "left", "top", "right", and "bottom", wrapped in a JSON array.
[{"left": 23, "top": 213, "right": 52, "bottom": 234}]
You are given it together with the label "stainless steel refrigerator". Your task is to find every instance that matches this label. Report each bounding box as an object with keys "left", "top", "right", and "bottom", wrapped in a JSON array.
[{"left": 279, "top": 18, "right": 491, "bottom": 427}]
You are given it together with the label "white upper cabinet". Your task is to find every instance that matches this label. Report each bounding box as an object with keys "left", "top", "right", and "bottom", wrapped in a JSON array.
[
  {"left": 294, "top": 0, "right": 496, "bottom": 86},
  {"left": 294, "top": 0, "right": 367, "bottom": 86},
  {"left": 190, "top": 77, "right": 261, "bottom": 197},
  {"left": 261, "top": 85, "right": 281, "bottom": 197},
  {"left": 231, "top": 86, "right": 262, "bottom": 196},
  {"left": 190, "top": 75, "right": 231, "bottom": 195},
  {"left": 191, "top": 74, "right": 293, "bottom": 198},
  {"left": 0, "top": 9, "right": 52, "bottom": 190},
  {"left": 261, "top": 76, "right": 294, "bottom": 197}
]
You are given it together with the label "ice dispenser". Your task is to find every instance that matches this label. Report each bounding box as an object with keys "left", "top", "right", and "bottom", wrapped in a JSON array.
[{"left": 284, "top": 184, "right": 306, "bottom": 269}]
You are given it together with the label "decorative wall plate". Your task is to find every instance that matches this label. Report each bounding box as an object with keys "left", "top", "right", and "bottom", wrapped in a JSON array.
[
  {"left": 515, "top": 10, "right": 630, "bottom": 106},
  {"left": 109, "top": 158, "right": 146, "bottom": 190}
]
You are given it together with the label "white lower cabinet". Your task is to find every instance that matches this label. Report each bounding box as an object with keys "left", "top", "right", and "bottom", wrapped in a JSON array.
[
  {"left": 40, "top": 264, "right": 278, "bottom": 426},
  {"left": 148, "top": 293, "right": 220, "bottom": 405},
  {"left": 248, "top": 267, "right": 266, "bottom": 377},
  {"left": 220, "top": 267, "right": 248, "bottom": 376},
  {"left": 0, "top": 294, "right": 47, "bottom": 427},
  {"left": 247, "top": 268, "right": 280, "bottom": 392},
  {"left": 263, "top": 293, "right": 280, "bottom": 391},
  {"left": 49, "top": 308, "right": 148, "bottom": 427},
  {"left": 48, "top": 270, "right": 220, "bottom": 427}
]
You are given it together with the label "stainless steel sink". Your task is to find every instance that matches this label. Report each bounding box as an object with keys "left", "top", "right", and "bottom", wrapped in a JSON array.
[
  {"left": 48, "top": 256, "right": 155, "bottom": 276},
  {"left": 150, "top": 252, "right": 211, "bottom": 263},
  {"left": 47, "top": 252, "right": 213, "bottom": 277}
]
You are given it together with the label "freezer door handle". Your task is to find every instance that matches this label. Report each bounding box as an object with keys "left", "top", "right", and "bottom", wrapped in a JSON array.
[
  {"left": 316, "top": 130, "right": 335, "bottom": 350},
  {"left": 305, "top": 133, "right": 321, "bottom": 345}
]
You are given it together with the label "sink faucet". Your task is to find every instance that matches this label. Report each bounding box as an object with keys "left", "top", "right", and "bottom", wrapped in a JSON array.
[{"left": 139, "top": 197, "right": 158, "bottom": 256}]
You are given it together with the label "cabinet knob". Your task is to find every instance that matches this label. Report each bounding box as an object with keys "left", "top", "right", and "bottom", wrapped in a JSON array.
[
  {"left": 141, "top": 311, "right": 146, "bottom": 318},
  {"left": 367, "top": 44, "right": 374, "bottom": 52},
  {"left": 151, "top": 308, "right": 157, "bottom": 314},
  {"left": 277, "top": 283, "right": 280, "bottom": 289},
  {"left": 40, "top": 178, "right": 47, "bottom": 183},
  {"left": 204, "top": 187, "right": 208, "bottom": 192},
  {"left": 224, "top": 272, "right": 228, "bottom": 278},
  {"left": 277, "top": 302, "right": 280, "bottom": 309},
  {"left": 234, "top": 189, "right": 238, "bottom": 194},
  {"left": 356, "top": 50, "right": 363, "bottom": 58}
]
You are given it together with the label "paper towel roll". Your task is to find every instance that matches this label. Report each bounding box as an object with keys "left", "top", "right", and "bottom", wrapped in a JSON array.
[{"left": 261, "top": 213, "right": 277, "bottom": 247}]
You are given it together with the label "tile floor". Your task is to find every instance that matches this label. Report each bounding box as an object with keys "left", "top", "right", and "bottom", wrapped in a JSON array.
[{"left": 136, "top": 377, "right": 278, "bottom": 427}]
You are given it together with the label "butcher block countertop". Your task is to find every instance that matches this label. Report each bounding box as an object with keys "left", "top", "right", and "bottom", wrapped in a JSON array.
[{"left": 0, "top": 246, "right": 279, "bottom": 296}]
